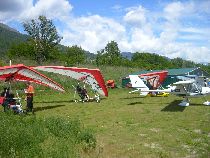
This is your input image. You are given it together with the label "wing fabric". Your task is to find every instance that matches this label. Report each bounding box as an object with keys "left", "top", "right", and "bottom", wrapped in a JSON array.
[
  {"left": 34, "top": 66, "right": 108, "bottom": 97},
  {"left": 0, "top": 64, "right": 65, "bottom": 92},
  {"left": 139, "top": 71, "right": 168, "bottom": 89}
]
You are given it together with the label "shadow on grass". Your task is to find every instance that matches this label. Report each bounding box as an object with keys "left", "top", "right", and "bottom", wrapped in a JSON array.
[
  {"left": 189, "top": 103, "right": 205, "bottom": 106},
  {"left": 161, "top": 100, "right": 186, "bottom": 112},
  {"left": 34, "top": 104, "right": 66, "bottom": 112},
  {"left": 35, "top": 97, "right": 107, "bottom": 104},
  {"left": 34, "top": 100, "right": 74, "bottom": 103},
  {"left": 121, "top": 96, "right": 144, "bottom": 99},
  {"left": 127, "top": 101, "right": 143, "bottom": 105}
]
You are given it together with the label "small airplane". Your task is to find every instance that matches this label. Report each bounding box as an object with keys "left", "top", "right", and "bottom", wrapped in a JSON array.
[
  {"left": 129, "top": 75, "right": 210, "bottom": 106},
  {"left": 127, "top": 71, "right": 169, "bottom": 97}
]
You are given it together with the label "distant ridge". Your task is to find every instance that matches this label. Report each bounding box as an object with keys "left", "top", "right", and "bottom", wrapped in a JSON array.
[
  {"left": 0, "top": 23, "right": 28, "bottom": 55},
  {"left": 0, "top": 23, "right": 19, "bottom": 33}
]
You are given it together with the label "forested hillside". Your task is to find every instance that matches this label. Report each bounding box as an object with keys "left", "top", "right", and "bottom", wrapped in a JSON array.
[{"left": 0, "top": 23, "right": 28, "bottom": 55}]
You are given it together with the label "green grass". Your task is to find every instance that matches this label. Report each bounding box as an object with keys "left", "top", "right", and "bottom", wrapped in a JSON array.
[
  {"left": 0, "top": 65, "right": 210, "bottom": 157},
  {"left": 1, "top": 87, "right": 209, "bottom": 157},
  {"left": 0, "top": 111, "right": 96, "bottom": 157}
]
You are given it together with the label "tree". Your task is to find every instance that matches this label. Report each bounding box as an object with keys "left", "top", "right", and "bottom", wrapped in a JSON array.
[
  {"left": 96, "top": 41, "right": 123, "bottom": 66},
  {"left": 96, "top": 50, "right": 103, "bottom": 66},
  {"left": 171, "top": 57, "right": 196, "bottom": 68},
  {"left": 105, "top": 41, "right": 121, "bottom": 58},
  {"left": 65, "top": 45, "right": 86, "bottom": 66},
  {"left": 23, "top": 15, "right": 62, "bottom": 63},
  {"left": 131, "top": 52, "right": 173, "bottom": 69},
  {"left": 7, "top": 42, "right": 35, "bottom": 59}
]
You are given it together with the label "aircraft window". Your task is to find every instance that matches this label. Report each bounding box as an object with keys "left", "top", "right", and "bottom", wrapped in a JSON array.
[{"left": 186, "top": 83, "right": 200, "bottom": 93}]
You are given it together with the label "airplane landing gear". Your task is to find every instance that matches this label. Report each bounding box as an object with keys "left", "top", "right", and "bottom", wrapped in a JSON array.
[
  {"left": 203, "top": 101, "right": 210, "bottom": 106},
  {"left": 178, "top": 97, "right": 190, "bottom": 106}
]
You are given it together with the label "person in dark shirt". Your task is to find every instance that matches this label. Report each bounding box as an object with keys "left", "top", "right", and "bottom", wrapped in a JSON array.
[
  {"left": 76, "top": 84, "right": 89, "bottom": 102},
  {"left": 1, "top": 88, "right": 11, "bottom": 112},
  {"left": 1, "top": 88, "right": 10, "bottom": 97}
]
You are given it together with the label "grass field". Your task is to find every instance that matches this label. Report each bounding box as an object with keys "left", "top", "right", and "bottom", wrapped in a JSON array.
[
  {"left": 0, "top": 65, "right": 210, "bottom": 157},
  {"left": 1, "top": 87, "right": 209, "bottom": 157}
]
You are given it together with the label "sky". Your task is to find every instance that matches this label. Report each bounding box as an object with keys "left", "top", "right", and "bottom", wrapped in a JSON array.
[{"left": 0, "top": 0, "right": 210, "bottom": 63}]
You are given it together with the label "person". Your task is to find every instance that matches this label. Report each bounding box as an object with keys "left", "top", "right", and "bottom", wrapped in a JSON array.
[
  {"left": 76, "top": 83, "right": 89, "bottom": 102},
  {"left": 25, "top": 82, "right": 35, "bottom": 114},
  {"left": 81, "top": 84, "right": 89, "bottom": 101},
  {"left": 1, "top": 87, "right": 10, "bottom": 97},
  {"left": 1, "top": 88, "right": 11, "bottom": 112}
]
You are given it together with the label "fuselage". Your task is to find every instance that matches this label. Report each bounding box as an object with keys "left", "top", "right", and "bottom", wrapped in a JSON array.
[{"left": 171, "top": 86, "right": 210, "bottom": 97}]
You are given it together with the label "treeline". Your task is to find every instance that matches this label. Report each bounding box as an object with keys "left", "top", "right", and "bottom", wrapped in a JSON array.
[{"left": 1, "top": 16, "right": 210, "bottom": 73}]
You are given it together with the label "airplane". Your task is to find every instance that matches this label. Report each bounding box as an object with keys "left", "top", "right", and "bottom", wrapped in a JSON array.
[{"left": 129, "top": 75, "right": 210, "bottom": 106}]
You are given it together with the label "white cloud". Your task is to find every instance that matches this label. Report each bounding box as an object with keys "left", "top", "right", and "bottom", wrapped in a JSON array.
[
  {"left": 120, "top": 1, "right": 210, "bottom": 62},
  {"left": 60, "top": 15, "right": 126, "bottom": 52},
  {"left": 177, "top": 45, "right": 210, "bottom": 63},
  {"left": 179, "top": 27, "right": 210, "bottom": 43},
  {"left": 180, "top": 27, "right": 205, "bottom": 34},
  {"left": 124, "top": 5, "right": 147, "bottom": 26},
  {"left": 0, "top": 0, "right": 32, "bottom": 22},
  {"left": 20, "top": 0, "right": 73, "bottom": 20},
  {"left": 179, "top": 34, "right": 206, "bottom": 41},
  {"left": 193, "top": 0, "right": 210, "bottom": 14},
  {"left": 0, "top": 0, "right": 29, "bottom": 12},
  {"left": 163, "top": 1, "right": 185, "bottom": 22},
  {"left": 0, "top": 0, "right": 72, "bottom": 22},
  {"left": 129, "top": 28, "right": 157, "bottom": 51}
]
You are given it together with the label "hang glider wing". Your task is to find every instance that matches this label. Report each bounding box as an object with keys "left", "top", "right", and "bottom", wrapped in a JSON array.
[
  {"left": 139, "top": 71, "right": 168, "bottom": 89},
  {"left": 0, "top": 64, "right": 65, "bottom": 92},
  {"left": 140, "top": 71, "right": 168, "bottom": 84},
  {"left": 33, "top": 66, "right": 108, "bottom": 97}
]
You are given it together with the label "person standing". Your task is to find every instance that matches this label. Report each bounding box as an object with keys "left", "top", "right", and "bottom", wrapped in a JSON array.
[
  {"left": 25, "top": 82, "right": 35, "bottom": 114},
  {"left": 1, "top": 88, "right": 10, "bottom": 112}
]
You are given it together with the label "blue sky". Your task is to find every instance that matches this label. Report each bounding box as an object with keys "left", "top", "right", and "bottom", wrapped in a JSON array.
[{"left": 0, "top": 0, "right": 210, "bottom": 63}]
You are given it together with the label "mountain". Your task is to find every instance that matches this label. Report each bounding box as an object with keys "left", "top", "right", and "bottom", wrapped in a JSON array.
[
  {"left": 121, "top": 52, "right": 133, "bottom": 60},
  {"left": 0, "top": 23, "right": 28, "bottom": 56},
  {"left": 200, "top": 62, "right": 209, "bottom": 66},
  {"left": 0, "top": 23, "right": 19, "bottom": 33}
]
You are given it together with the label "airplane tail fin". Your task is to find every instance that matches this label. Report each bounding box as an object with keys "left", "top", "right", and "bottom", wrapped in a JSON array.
[{"left": 129, "top": 75, "right": 149, "bottom": 96}]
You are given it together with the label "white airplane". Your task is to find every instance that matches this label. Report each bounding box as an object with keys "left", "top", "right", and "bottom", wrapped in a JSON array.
[{"left": 129, "top": 75, "right": 210, "bottom": 106}]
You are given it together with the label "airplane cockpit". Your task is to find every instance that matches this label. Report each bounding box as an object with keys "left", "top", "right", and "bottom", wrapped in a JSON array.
[
  {"left": 177, "top": 75, "right": 209, "bottom": 88},
  {"left": 185, "top": 83, "right": 202, "bottom": 93}
]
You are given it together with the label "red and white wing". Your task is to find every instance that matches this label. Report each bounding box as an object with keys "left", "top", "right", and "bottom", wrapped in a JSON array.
[
  {"left": 34, "top": 66, "right": 108, "bottom": 97},
  {"left": 139, "top": 71, "right": 168, "bottom": 89},
  {"left": 0, "top": 64, "right": 65, "bottom": 92}
]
